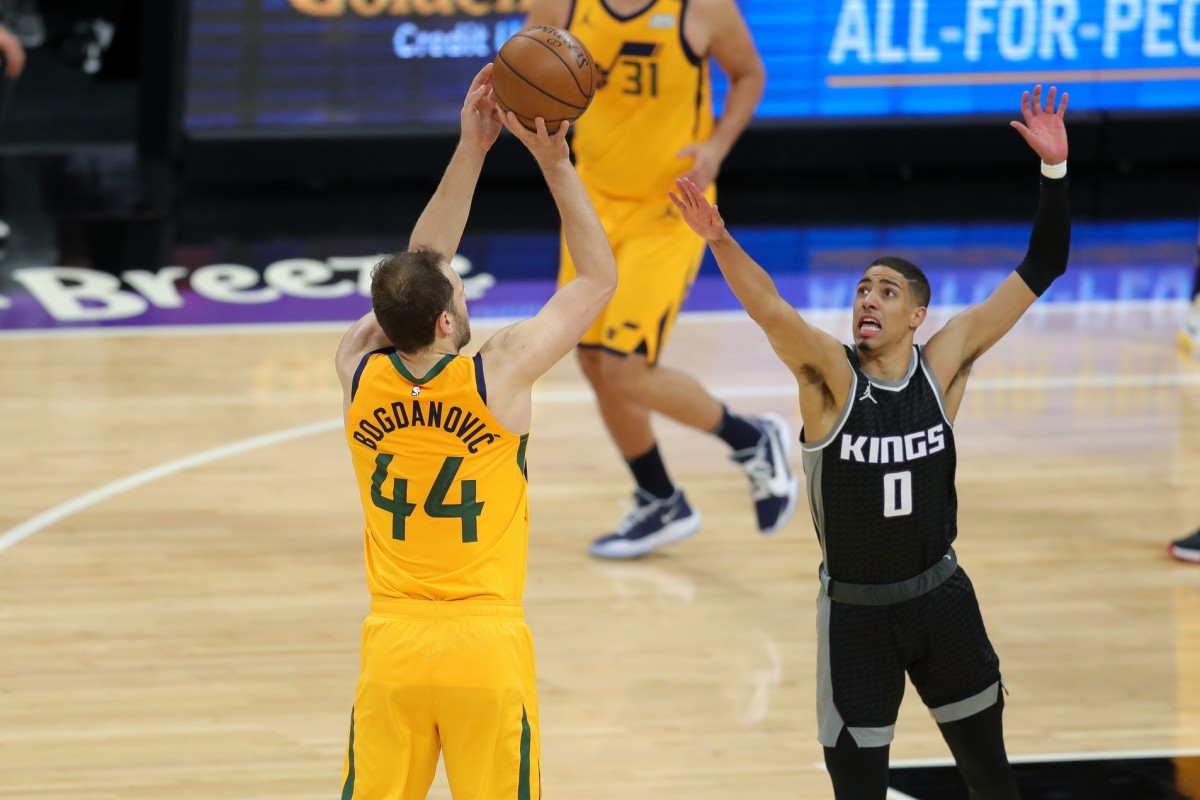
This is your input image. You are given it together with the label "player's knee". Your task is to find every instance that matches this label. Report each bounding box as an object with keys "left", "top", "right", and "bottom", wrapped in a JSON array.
[
  {"left": 576, "top": 348, "right": 605, "bottom": 385},
  {"left": 597, "top": 353, "right": 651, "bottom": 400},
  {"left": 824, "top": 729, "right": 890, "bottom": 798},
  {"left": 938, "top": 701, "right": 1019, "bottom": 800}
]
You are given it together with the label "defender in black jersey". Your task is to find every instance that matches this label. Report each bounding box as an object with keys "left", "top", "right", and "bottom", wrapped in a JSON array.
[{"left": 670, "top": 85, "right": 1072, "bottom": 799}]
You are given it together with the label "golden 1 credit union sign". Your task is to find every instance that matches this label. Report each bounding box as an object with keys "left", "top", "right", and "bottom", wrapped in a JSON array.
[{"left": 289, "top": 0, "right": 530, "bottom": 16}]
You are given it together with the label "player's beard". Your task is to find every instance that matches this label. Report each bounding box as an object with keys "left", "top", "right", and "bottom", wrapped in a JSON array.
[{"left": 450, "top": 309, "right": 472, "bottom": 352}]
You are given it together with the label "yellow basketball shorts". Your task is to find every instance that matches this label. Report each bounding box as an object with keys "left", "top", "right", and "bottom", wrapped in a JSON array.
[
  {"left": 339, "top": 598, "right": 540, "bottom": 800},
  {"left": 558, "top": 181, "right": 715, "bottom": 365}
]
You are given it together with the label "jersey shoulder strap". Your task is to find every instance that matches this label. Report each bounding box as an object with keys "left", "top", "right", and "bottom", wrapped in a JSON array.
[{"left": 843, "top": 344, "right": 861, "bottom": 371}]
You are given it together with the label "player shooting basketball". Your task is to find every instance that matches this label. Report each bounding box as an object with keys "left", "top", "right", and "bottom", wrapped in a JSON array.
[
  {"left": 333, "top": 65, "right": 615, "bottom": 799},
  {"left": 670, "top": 85, "right": 1071, "bottom": 799}
]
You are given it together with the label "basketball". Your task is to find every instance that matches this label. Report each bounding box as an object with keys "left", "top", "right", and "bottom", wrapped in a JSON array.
[{"left": 492, "top": 25, "right": 597, "bottom": 131}]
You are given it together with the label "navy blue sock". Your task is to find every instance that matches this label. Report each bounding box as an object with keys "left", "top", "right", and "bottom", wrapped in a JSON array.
[
  {"left": 713, "top": 407, "right": 763, "bottom": 452},
  {"left": 627, "top": 445, "right": 675, "bottom": 500}
]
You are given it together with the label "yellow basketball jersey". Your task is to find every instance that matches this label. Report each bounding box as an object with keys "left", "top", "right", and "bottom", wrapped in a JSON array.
[
  {"left": 567, "top": 0, "right": 714, "bottom": 198},
  {"left": 345, "top": 350, "right": 530, "bottom": 602}
]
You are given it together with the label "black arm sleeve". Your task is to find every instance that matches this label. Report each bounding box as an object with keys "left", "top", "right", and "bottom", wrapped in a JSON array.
[{"left": 1014, "top": 175, "right": 1071, "bottom": 297}]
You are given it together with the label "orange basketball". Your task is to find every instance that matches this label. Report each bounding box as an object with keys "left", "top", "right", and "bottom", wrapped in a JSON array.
[{"left": 492, "top": 25, "right": 597, "bottom": 131}]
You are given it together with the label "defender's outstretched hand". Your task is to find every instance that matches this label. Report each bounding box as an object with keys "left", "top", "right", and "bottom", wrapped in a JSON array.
[
  {"left": 670, "top": 177, "right": 727, "bottom": 243},
  {"left": 461, "top": 64, "right": 504, "bottom": 153},
  {"left": 1010, "top": 84, "right": 1068, "bottom": 165}
]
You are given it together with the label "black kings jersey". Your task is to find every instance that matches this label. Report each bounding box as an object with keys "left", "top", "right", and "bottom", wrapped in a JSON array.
[{"left": 801, "top": 345, "right": 957, "bottom": 585}]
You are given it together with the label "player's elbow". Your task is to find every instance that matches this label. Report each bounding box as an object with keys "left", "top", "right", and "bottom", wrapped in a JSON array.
[
  {"left": 571, "top": 269, "right": 616, "bottom": 314},
  {"left": 601, "top": 263, "right": 617, "bottom": 295},
  {"left": 586, "top": 259, "right": 618, "bottom": 300},
  {"left": 749, "top": 60, "right": 768, "bottom": 88},
  {"left": 728, "top": 57, "right": 766, "bottom": 94},
  {"left": 597, "top": 276, "right": 617, "bottom": 306},
  {"left": 1014, "top": 253, "right": 1068, "bottom": 298}
]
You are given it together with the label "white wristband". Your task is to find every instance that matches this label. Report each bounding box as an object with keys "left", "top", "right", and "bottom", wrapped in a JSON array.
[{"left": 1040, "top": 160, "right": 1067, "bottom": 179}]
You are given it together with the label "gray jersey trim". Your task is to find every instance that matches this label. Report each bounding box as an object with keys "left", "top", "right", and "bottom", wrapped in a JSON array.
[
  {"left": 917, "top": 345, "right": 954, "bottom": 429},
  {"left": 803, "top": 448, "right": 829, "bottom": 566},
  {"left": 820, "top": 548, "right": 958, "bottom": 606},
  {"left": 928, "top": 680, "right": 1002, "bottom": 724},
  {"left": 800, "top": 369, "right": 858, "bottom": 453},
  {"left": 816, "top": 591, "right": 897, "bottom": 748},
  {"left": 801, "top": 344, "right": 921, "bottom": 457},
  {"left": 816, "top": 591, "right": 844, "bottom": 747},
  {"left": 801, "top": 367, "right": 858, "bottom": 564},
  {"left": 862, "top": 345, "right": 920, "bottom": 392},
  {"left": 847, "top": 724, "right": 896, "bottom": 748}
]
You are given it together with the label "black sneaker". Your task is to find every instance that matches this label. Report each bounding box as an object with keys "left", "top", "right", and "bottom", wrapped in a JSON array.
[
  {"left": 730, "top": 413, "right": 800, "bottom": 535},
  {"left": 1168, "top": 529, "right": 1200, "bottom": 563},
  {"left": 588, "top": 488, "right": 702, "bottom": 560}
]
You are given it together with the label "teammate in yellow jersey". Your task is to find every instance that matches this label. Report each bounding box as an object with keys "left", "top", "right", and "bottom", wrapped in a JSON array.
[
  {"left": 333, "top": 66, "right": 616, "bottom": 800},
  {"left": 524, "top": 0, "right": 799, "bottom": 559}
]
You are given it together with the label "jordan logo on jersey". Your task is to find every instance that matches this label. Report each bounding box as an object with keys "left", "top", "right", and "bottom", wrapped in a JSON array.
[
  {"left": 839, "top": 424, "right": 945, "bottom": 464},
  {"left": 858, "top": 383, "right": 878, "bottom": 404}
]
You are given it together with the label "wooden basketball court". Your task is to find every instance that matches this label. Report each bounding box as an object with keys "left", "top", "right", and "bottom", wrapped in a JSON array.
[{"left": 1, "top": 302, "right": 1198, "bottom": 798}]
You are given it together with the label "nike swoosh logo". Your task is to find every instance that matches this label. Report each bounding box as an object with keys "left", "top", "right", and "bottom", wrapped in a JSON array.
[
  {"left": 763, "top": 426, "right": 793, "bottom": 495},
  {"left": 661, "top": 505, "right": 680, "bottom": 523}
]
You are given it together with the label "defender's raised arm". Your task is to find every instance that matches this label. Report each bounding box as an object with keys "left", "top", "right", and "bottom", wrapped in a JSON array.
[
  {"left": 670, "top": 177, "right": 851, "bottom": 439},
  {"left": 925, "top": 85, "right": 1071, "bottom": 417}
]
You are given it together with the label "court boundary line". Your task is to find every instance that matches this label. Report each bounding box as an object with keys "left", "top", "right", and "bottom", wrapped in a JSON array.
[
  {"left": 0, "top": 419, "right": 340, "bottom": 554},
  {"left": 821, "top": 747, "right": 1200, "bottom": 796},
  {"left": 842, "top": 748, "right": 1200, "bottom": 800},
  {"left": 537, "top": 371, "right": 1200, "bottom": 404},
  {"left": 0, "top": 298, "right": 1186, "bottom": 340},
  {"left": 887, "top": 746, "right": 1200, "bottom": 767},
  {"left": 3, "top": 365, "right": 1198, "bottom": 554}
]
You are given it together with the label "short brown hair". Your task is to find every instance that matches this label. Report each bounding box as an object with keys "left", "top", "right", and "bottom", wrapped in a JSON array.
[{"left": 370, "top": 248, "right": 453, "bottom": 352}]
